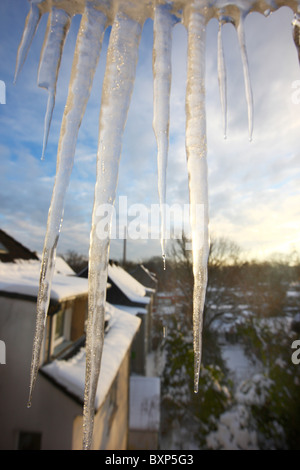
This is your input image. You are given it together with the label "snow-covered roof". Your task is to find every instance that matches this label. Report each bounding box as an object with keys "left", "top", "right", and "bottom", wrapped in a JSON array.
[
  {"left": 37, "top": 253, "right": 76, "bottom": 276},
  {"left": 108, "top": 263, "right": 150, "bottom": 305},
  {"left": 0, "top": 259, "right": 88, "bottom": 302},
  {"left": 113, "top": 304, "right": 148, "bottom": 316},
  {"left": 42, "top": 303, "right": 141, "bottom": 409},
  {"left": 129, "top": 375, "right": 160, "bottom": 432},
  {"left": 140, "top": 264, "right": 157, "bottom": 282}
]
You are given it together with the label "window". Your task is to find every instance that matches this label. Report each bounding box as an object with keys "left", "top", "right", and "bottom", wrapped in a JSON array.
[
  {"left": 54, "top": 309, "right": 65, "bottom": 342},
  {"left": 0, "top": 241, "right": 8, "bottom": 254},
  {"left": 51, "top": 305, "right": 72, "bottom": 358},
  {"left": 17, "top": 431, "right": 42, "bottom": 450}
]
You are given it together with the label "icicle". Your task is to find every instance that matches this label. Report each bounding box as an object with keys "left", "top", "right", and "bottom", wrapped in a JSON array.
[
  {"left": 27, "top": 5, "right": 108, "bottom": 410},
  {"left": 152, "top": 3, "right": 176, "bottom": 268},
  {"left": 37, "top": 8, "right": 71, "bottom": 160},
  {"left": 185, "top": 4, "right": 210, "bottom": 394},
  {"left": 217, "top": 19, "right": 227, "bottom": 139},
  {"left": 236, "top": 12, "right": 253, "bottom": 141},
  {"left": 14, "top": 1, "right": 43, "bottom": 83},
  {"left": 292, "top": 12, "right": 300, "bottom": 64},
  {"left": 83, "top": 7, "right": 144, "bottom": 450}
]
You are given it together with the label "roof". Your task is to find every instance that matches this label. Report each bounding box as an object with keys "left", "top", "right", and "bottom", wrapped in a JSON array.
[
  {"left": 79, "top": 262, "right": 151, "bottom": 306},
  {"left": 107, "top": 262, "right": 150, "bottom": 305},
  {"left": 129, "top": 375, "right": 161, "bottom": 432},
  {"left": 41, "top": 303, "right": 141, "bottom": 409},
  {"left": 130, "top": 264, "right": 158, "bottom": 290},
  {"left": 113, "top": 304, "right": 148, "bottom": 316},
  {"left": 37, "top": 253, "right": 76, "bottom": 276},
  {"left": 0, "top": 229, "right": 39, "bottom": 263},
  {"left": 0, "top": 259, "right": 88, "bottom": 302}
]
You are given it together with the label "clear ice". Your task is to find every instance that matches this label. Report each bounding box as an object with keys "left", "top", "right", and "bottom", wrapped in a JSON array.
[
  {"left": 153, "top": 3, "right": 177, "bottom": 266},
  {"left": 15, "top": 0, "right": 300, "bottom": 450}
]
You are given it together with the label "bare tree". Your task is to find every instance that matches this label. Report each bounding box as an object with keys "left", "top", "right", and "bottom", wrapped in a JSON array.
[{"left": 61, "top": 250, "right": 88, "bottom": 274}]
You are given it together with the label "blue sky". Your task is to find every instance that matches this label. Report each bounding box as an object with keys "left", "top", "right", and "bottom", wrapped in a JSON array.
[{"left": 0, "top": 1, "right": 299, "bottom": 263}]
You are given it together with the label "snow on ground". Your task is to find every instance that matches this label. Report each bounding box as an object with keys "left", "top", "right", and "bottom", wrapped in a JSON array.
[
  {"left": 205, "top": 342, "right": 264, "bottom": 450},
  {"left": 206, "top": 404, "right": 259, "bottom": 450},
  {"left": 221, "top": 343, "right": 262, "bottom": 387}
]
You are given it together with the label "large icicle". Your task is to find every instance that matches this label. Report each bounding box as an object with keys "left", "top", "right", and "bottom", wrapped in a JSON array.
[
  {"left": 37, "top": 7, "right": 71, "bottom": 160},
  {"left": 152, "top": 2, "right": 176, "bottom": 268},
  {"left": 83, "top": 6, "right": 144, "bottom": 450},
  {"left": 184, "top": 3, "right": 210, "bottom": 394},
  {"left": 236, "top": 11, "right": 254, "bottom": 141},
  {"left": 27, "top": 4, "right": 107, "bottom": 409},
  {"left": 14, "top": 0, "right": 43, "bottom": 83},
  {"left": 217, "top": 19, "right": 227, "bottom": 139}
]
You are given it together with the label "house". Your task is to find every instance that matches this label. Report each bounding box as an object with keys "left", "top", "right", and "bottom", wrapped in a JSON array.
[
  {"left": 78, "top": 261, "right": 152, "bottom": 376},
  {"left": 0, "top": 230, "right": 140, "bottom": 450},
  {"left": 130, "top": 264, "right": 158, "bottom": 293},
  {"left": 0, "top": 229, "right": 39, "bottom": 263},
  {"left": 78, "top": 261, "right": 162, "bottom": 450}
]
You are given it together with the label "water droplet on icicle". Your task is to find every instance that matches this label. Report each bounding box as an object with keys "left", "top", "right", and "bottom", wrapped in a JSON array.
[
  {"left": 184, "top": 3, "right": 210, "bottom": 394},
  {"left": 27, "top": 4, "right": 107, "bottom": 411},
  {"left": 217, "top": 19, "right": 227, "bottom": 139},
  {"left": 152, "top": 3, "right": 177, "bottom": 268},
  {"left": 14, "top": 0, "right": 42, "bottom": 84},
  {"left": 236, "top": 12, "right": 254, "bottom": 142},
  {"left": 83, "top": 5, "right": 144, "bottom": 450},
  {"left": 37, "top": 7, "right": 71, "bottom": 160}
]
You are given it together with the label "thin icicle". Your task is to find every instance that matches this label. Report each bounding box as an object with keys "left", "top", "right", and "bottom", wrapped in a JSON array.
[
  {"left": 83, "top": 7, "right": 144, "bottom": 450},
  {"left": 185, "top": 4, "right": 210, "bottom": 394},
  {"left": 14, "top": 0, "right": 43, "bottom": 83},
  {"left": 37, "top": 8, "right": 71, "bottom": 160},
  {"left": 152, "top": 3, "right": 176, "bottom": 268},
  {"left": 27, "top": 5, "right": 107, "bottom": 410},
  {"left": 292, "top": 12, "right": 300, "bottom": 64},
  {"left": 236, "top": 12, "right": 253, "bottom": 141},
  {"left": 217, "top": 19, "right": 227, "bottom": 139}
]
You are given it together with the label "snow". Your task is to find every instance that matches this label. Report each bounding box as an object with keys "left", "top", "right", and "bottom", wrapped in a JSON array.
[
  {"left": 108, "top": 263, "right": 150, "bottom": 305},
  {"left": 42, "top": 303, "right": 141, "bottom": 410},
  {"left": 16, "top": 0, "right": 300, "bottom": 449},
  {"left": 37, "top": 254, "right": 75, "bottom": 276},
  {"left": 129, "top": 375, "right": 160, "bottom": 432},
  {"left": 206, "top": 404, "right": 258, "bottom": 450},
  {"left": 0, "top": 259, "right": 87, "bottom": 301},
  {"left": 287, "top": 290, "right": 300, "bottom": 298},
  {"left": 112, "top": 304, "right": 148, "bottom": 316},
  {"left": 139, "top": 265, "right": 157, "bottom": 284},
  {"left": 222, "top": 343, "right": 262, "bottom": 386}
]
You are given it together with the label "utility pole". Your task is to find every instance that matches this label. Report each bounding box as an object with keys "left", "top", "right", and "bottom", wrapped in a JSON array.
[{"left": 123, "top": 226, "right": 127, "bottom": 266}]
